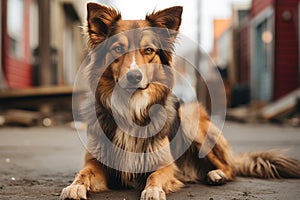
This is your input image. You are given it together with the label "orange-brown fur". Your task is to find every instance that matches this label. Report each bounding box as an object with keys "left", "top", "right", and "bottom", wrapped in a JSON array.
[{"left": 60, "top": 3, "right": 300, "bottom": 200}]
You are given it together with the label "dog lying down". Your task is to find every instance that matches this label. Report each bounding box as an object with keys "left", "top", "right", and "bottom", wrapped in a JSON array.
[{"left": 60, "top": 3, "right": 300, "bottom": 200}]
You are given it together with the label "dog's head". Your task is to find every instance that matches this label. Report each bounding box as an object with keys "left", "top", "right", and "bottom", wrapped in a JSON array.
[{"left": 86, "top": 3, "right": 182, "bottom": 114}]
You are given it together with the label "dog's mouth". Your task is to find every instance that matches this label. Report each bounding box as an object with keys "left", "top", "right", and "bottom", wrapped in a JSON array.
[
  {"left": 131, "top": 83, "right": 149, "bottom": 90},
  {"left": 116, "top": 80, "right": 150, "bottom": 92},
  {"left": 127, "top": 83, "right": 149, "bottom": 91}
]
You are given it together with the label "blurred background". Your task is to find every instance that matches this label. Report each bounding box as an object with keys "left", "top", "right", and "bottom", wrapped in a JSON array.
[{"left": 0, "top": 0, "right": 300, "bottom": 126}]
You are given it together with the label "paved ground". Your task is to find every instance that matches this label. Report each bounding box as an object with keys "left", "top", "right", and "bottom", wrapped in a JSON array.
[{"left": 0, "top": 121, "right": 299, "bottom": 200}]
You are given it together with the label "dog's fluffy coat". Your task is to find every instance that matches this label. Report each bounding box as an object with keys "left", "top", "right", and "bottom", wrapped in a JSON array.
[{"left": 60, "top": 3, "right": 300, "bottom": 200}]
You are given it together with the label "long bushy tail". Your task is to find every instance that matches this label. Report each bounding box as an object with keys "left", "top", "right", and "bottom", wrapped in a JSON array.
[{"left": 235, "top": 150, "right": 300, "bottom": 178}]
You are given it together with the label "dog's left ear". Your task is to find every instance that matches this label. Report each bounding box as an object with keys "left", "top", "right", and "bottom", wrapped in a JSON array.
[
  {"left": 146, "top": 6, "right": 183, "bottom": 32},
  {"left": 87, "top": 3, "right": 121, "bottom": 48}
]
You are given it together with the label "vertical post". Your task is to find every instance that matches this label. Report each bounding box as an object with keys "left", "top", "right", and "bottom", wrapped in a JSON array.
[
  {"left": 38, "top": 0, "right": 51, "bottom": 86},
  {"left": 196, "top": 0, "right": 201, "bottom": 47},
  {"left": 195, "top": 0, "right": 210, "bottom": 112},
  {"left": 1, "top": 0, "right": 7, "bottom": 89}
]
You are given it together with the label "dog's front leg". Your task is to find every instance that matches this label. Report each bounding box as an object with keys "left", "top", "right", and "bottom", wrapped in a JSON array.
[
  {"left": 60, "top": 152, "right": 108, "bottom": 200},
  {"left": 140, "top": 164, "right": 183, "bottom": 200}
]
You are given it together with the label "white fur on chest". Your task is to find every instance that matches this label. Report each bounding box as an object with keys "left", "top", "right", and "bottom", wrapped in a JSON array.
[{"left": 111, "top": 128, "right": 173, "bottom": 173}]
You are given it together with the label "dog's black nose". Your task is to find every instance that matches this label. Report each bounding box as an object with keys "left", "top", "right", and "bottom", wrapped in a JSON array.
[{"left": 126, "top": 70, "right": 143, "bottom": 85}]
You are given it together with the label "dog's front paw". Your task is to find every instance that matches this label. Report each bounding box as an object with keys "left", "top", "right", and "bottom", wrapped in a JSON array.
[
  {"left": 140, "top": 186, "right": 166, "bottom": 200},
  {"left": 207, "top": 169, "right": 227, "bottom": 185},
  {"left": 59, "top": 184, "right": 87, "bottom": 200}
]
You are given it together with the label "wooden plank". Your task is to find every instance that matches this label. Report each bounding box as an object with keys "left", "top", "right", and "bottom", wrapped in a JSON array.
[
  {"left": 260, "top": 89, "right": 300, "bottom": 120},
  {"left": 38, "top": 0, "right": 51, "bottom": 85},
  {"left": 0, "top": 109, "right": 41, "bottom": 126},
  {"left": 0, "top": 86, "right": 85, "bottom": 99}
]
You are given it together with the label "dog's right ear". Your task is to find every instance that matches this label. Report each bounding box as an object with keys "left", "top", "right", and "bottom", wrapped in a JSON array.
[{"left": 87, "top": 3, "right": 121, "bottom": 47}]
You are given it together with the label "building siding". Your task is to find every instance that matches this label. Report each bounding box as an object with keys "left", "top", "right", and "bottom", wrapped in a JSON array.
[
  {"left": 251, "top": 0, "right": 274, "bottom": 17},
  {"left": 6, "top": 59, "right": 32, "bottom": 88},
  {"left": 238, "top": 24, "right": 250, "bottom": 84},
  {"left": 274, "top": 0, "right": 299, "bottom": 99}
]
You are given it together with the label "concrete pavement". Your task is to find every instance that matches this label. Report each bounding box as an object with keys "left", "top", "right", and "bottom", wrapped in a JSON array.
[{"left": 0, "top": 122, "right": 299, "bottom": 200}]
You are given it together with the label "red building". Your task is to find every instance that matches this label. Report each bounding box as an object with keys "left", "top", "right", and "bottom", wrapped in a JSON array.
[
  {"left": 237, "top": 0, "right": 300, "bottom": 102},
  {"left": 1, "top": 0, "right": 86, "bottom": 89},
  {"left": 1, "top": 0, "right": 33, "bottom": 88}
]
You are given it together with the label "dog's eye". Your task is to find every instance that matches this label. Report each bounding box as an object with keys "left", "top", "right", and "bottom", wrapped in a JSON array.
[
  {"left": 144, "top": 47, "right": 155, "bottom": 55},
  {"left": 113, "top": 46, "right": 125, "bottom": 54}
]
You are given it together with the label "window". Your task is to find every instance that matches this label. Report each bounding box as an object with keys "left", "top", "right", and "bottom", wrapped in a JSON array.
[{"left": 7, "top": 0, "right": 25, "bottom": 59}]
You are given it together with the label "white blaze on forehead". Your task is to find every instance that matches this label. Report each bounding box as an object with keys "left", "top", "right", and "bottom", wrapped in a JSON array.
[{"left": 130, "top": 56, "right": 138, "bottom": 69}]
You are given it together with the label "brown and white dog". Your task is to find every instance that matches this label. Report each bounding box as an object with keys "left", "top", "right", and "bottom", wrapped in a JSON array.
[{"left": 60, "top": 3, "right": 300, "bottom": 200}]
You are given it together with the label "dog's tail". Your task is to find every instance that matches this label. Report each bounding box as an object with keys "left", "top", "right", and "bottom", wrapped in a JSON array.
[{"left": 234, "top": 150, "right": 300, "bottom": 178}]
